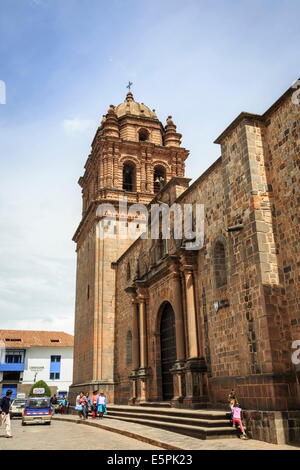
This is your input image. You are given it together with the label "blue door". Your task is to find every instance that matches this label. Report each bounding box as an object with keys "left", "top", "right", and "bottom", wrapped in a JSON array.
[{"left": 1, "top": 384, "right": 17, "bottom": 398}]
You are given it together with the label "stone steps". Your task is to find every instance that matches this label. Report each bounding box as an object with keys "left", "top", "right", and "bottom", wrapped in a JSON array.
[
  {"left": 107, "top": 405, "right": 236, "bottom": 440},
  {"left": 110, "top": 404, "right": 229, "bottom": 420},
  {"left": 139, "top": 401, "right": 171, "bottom": 408},
  {"left": 108, "top": 410, "right": 230, "bottom": 428}
]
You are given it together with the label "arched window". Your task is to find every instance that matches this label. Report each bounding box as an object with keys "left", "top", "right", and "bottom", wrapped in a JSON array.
[
  {"left": 126, "top": 262, "right": 131, "bottom": 281},
  {"left": 154, "top": 166, "right": 166, "bottom": 193},
  {"left": 123, "top": 162, "right": 136, "bottom": 192},
  {"left": 138, "top": 128, "right": 149, "bottom": 142},
  {"left": 214, "top": 241, "right": 227, "bottom": 288},
  {"left": 134, "top": 259, "right": 140, "bottom": 280},
  {"left": 125, "top": 330, "right": 132, "bottom": 366}
]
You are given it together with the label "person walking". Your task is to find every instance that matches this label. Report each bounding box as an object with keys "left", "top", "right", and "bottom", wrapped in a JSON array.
[
  {"left": 231, "top": 400, "right": 249, "bottom": 440},
  {"left": 50, "top": 394, "right": 58, "bottom": 406},
  {"left": 0, "top": 389, "right": 13, "bottom": 438},
  {"left": 96, "top": 392, "right": 107, "bottom": 419},
  {"left": 60, "top": 395, "right": 67, "bottom": 415},
  {"left": 228, "top": 389, "right": 237, "bottom": 424},
  {"left": 84, "top": 392, "right": 91, "bottom": 419},
  {"left": 75, "top": 392, "right": 85, "bottom": 419},
  {"left": 91, "top": 390, "right": 99, "bottom": 419},
  {"left": 80, "top": 393, "right": 88, "bottom": 420}
]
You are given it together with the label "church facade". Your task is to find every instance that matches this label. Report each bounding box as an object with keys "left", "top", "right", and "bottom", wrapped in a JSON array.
[{"left": 70, "top": 82, "right": 300, "bottom": 441}]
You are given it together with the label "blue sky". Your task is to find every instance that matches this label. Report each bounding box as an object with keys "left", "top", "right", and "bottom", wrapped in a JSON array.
[{"left": 0, "top": 0, "right": 299, "bottom": 334}]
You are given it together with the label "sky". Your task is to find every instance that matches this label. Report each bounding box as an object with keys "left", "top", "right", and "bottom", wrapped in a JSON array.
[{"left": 0, "top": 0, "right": 299, "bottom": 334}]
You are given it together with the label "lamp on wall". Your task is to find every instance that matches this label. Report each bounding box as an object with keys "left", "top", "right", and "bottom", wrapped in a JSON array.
[{"left": 29, "top": 366, "right": 44, "bottom": 382}]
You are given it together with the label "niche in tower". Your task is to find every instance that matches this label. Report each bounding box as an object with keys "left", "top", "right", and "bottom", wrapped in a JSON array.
[
  {"left": 138, "top": 128, "right": 149, "bottom": 142},
  {"left": 123, "top": 162, "right": 136, "bottom": 192},
  {"left": 154, "top": 165, "right": 166, "bottom": 193}
]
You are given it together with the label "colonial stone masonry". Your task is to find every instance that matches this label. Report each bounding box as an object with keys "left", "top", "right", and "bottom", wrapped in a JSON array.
[
  {"left": 70, "top": 92, "right": 188, "bottom": 401},
  {"left": 71, "top": 83, "right": 300, "bottom": 443}
]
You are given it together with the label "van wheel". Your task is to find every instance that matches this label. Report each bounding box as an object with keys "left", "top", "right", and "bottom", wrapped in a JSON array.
[
  {"left": 45, "top": 422, "right": 51, "bottom": 425},
  {"left": 22, "top": 422, "right": 26, "bottom": 426}
]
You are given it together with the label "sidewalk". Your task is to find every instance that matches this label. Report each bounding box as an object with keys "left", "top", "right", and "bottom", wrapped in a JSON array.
[{"left": 53, "top": 414, "right": 300, "bottom": 450}]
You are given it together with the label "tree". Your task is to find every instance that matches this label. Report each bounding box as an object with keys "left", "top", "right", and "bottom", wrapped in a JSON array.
[{"left": 28, "top": 380, "right": 51, "bottom": 397}]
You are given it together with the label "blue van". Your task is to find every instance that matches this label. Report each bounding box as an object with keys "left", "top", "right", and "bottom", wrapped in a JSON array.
[{"left": 22, "top": 397, "right": 52, "bottom": 425}]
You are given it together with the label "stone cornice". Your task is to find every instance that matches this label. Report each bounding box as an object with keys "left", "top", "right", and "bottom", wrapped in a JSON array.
[
  {"left": 73, "top": 190, "right": 155, "bottom": 244},
  {"left": 214, "top": 112, "right": 263, "bottom": 145}
]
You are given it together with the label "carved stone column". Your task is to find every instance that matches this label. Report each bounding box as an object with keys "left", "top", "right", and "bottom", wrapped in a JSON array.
[
  {"left": 103, "top": 154, "right": 108, "bottom": 187},
  {"left": 99, "top": 151, "right": 104, "bottom": 187},
  {"left": 184, "top": 269, "right": 199, "bottom": 359},
  {"left": 132, "top": 301, "right": 140, "bottom": 371},
  {"left": 129, "top": 298, "right": 139, "bottom": 404},
  {"left": 136, "top": 291, "right": 150, "bottom": 402},
  {"left": 180, "top": 255, "right": 208, "bottom": 408},
  {"left": 107, "top": 147, "right": 113, "bottom": 187},
  {"left": 125, "top": 288, "right": 140, "bottom": 405},
  {"left": 140, "top": 150, "right": 146, "bottom": 192},
  {"left": 138, "top": 297, "right": 147, "bottom": 368},
  {"left": 112, "top": 145, "right": 120, "bottom": 188},
  {"left": 145, "top": 151, "right": 153, "bottom": 192},
  {"left": 170, "top": 271, "right": 186, "bottom": 407}
]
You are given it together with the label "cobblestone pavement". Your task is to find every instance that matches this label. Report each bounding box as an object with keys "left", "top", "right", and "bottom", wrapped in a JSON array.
[
  {"left": 1, "top": 415, "right": 299, "bottom": 450},
  {"left": 0, "top": 418, "right": 160, "bottom": 450},
  {"left": 54, "top": 415, "right": 300, "bottom": 451}
]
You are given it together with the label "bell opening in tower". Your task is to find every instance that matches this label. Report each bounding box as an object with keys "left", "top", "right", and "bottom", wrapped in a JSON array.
[
  {"left": 138, "top": 128, "right": 149, "bottom": 142},
  {"left": 123, "top": 162, "right": 136, "bottom": 192},
  {"left": 154, "top": 165, "right": 166, "bottom": 193}
]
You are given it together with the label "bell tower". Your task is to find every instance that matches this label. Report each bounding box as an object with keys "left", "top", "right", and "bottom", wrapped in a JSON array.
[{"left": 70, "top": 90, "right": 189, "bottom": 401}]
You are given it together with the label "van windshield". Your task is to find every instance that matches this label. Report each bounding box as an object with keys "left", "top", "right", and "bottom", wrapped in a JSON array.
[
  {"left": 26, "top": 398, "right": 49, "bottom": 409},
  {"left": 13, "top": 400, "right": 26, "bottom": 406}
]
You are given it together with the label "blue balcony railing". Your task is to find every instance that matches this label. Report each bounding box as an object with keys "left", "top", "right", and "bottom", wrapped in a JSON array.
[{"left": 0, "top": 363, "right": 25, "bottom": 372}]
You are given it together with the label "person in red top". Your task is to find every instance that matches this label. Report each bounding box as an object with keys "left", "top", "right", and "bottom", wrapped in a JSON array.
[
  {"left": 80, "top": 394, "right": 88, "bottom": 420},
  {"left": 91, "top": 390, "right": 99, "bottom": 419}
]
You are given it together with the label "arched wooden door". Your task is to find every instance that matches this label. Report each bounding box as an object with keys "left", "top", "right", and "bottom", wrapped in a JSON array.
[{"left": 160, "top": 303, "right": 177, "bottom": 400}]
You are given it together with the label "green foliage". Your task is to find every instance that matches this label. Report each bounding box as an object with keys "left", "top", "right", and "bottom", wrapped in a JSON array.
[{"left": 28, "top": 380, "right": 51, "bottom": 397}]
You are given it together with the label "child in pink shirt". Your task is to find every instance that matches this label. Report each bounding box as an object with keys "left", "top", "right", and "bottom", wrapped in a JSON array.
[{"left": 231, "top": 400, "right": 248, "bottom": 439}]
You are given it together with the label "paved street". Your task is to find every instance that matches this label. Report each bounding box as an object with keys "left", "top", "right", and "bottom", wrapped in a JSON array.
[
  {"left": 54, "top": 415, "right": 300, "bottom": 451},
  {"left": 1, "top": 415, "right": 299, "bottom": 451},
  {"left": 0, "top": 418, "right": 159, "bottom": 450}
]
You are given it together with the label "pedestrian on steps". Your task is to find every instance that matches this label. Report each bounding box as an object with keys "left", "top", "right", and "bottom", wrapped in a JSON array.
[
  {"left": 60, "top": 396, "right": 67, "bottom": 414},
  {"left": 91, "top": 390, "right": 99, "bottom": 419},
  {"left": 228, "top": 389, "right": 237, "bottom": 424},
  {"left": 83, "top": 392, "right": 91, "bottom": 419},
  {"left": 96, "top": 392, "right": 107, "bottom": 419},
  {"left": 231, "top": 400, "right": 249, "bottom": 440},
  {"left": 75, "top": 391, "right": 85, "bottom": 419}
]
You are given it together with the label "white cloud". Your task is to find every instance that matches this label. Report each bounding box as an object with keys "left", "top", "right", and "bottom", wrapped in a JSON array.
[{"left": 62, "top": 118, "right": 95, "bottom": 135}]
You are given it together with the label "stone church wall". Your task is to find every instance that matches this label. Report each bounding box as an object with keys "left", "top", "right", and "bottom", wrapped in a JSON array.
[{"left": 114, "top": 88, "right": 300, "bottom": 415}]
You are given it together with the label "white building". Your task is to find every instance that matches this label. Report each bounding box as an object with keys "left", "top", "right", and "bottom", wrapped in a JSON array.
[{"left": 0, "top": 330, "right": 73, "bottom": 399}]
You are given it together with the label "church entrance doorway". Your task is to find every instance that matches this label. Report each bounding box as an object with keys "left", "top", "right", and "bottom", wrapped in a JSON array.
[{"left": 160, "top": 302, "right": 177, "bottom": 400}]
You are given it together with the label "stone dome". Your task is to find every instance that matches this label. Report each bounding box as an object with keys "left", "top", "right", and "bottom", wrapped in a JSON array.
[{"left": 115, "top": 92, "right": 158, "bottom": 120}]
